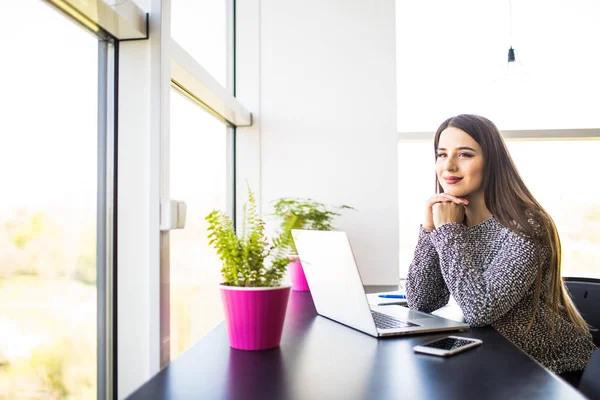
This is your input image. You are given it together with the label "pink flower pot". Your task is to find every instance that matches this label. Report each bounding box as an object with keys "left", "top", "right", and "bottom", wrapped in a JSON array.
[
  {"left": 220, "top": 284, "right": 291, "bottom": 351},
  {"left": 289, "top": 256, "right": 310, "bottom": 292}
]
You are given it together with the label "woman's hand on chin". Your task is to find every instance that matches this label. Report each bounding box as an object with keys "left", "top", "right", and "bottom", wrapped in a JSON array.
[
  {"left": 432, "top": 201, "right": 466, "bottom": 228},
  {"left": 423, "top": 194, "right": 469, "bottom": 231}
]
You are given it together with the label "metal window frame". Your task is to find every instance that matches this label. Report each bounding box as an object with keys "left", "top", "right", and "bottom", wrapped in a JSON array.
[
  {"left": 44, "top": 0, "right": 250, "bottom": 396},
  {"left": 170, "top": 39, "right": 252, "bottom": 127},
  {"left": 42, "top": 1, "right": 147, "bottom": 399},
  {"left": 398, "top": 128, "right": 600, "bottom": 142},
  {"left": 160, "top": 0, "right": 242, "bottom": 365},
  {"left": 227, "top": 0, "right": 237, "bottom": 226},
  {"left": 43, "top": 0, "right": 147, "bottom": 40},
  {"left": 97, "top": 38, "right": 117, "bottom": 400}
]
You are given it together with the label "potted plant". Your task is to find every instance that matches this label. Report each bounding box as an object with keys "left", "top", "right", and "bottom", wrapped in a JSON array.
[
  {"left": 206, "top": 187, "right": 291, "bottom": 351},
  {"left": 270, "top": 198, "right": 353, "bottom": 292}
]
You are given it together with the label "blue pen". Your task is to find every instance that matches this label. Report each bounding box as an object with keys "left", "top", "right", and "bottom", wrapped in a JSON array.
[{"left": 378, "top": 294, "right": 406, "bottom": 299}]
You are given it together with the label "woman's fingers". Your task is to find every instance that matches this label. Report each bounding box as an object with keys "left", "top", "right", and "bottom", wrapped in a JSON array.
[
  {"left": 427, "top": 194, "right": 469, "bottom": 206},
  {"left": 424, "top": 194, "right": 466, "bottom": 232},
  {"left": 441, "top": 193, "right": 469, "bottom": 205},
  {"left": 432, "top": 200, "right": 466, "bottom": 228}
]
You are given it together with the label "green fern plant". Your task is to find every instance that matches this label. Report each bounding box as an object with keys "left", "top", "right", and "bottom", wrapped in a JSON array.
[
  {"left": 206, "top": 186, "right": 290, "bottom": 287},
  {"left": 270, "top": 198, "right": 354, "bottom": 254}
]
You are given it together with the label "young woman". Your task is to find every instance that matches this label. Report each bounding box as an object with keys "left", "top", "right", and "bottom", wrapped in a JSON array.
[{"left": 405, "top": 114, "right": 595, "bottom": 382}]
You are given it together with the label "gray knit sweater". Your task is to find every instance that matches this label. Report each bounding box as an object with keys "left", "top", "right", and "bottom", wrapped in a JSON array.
[{"left": 406, "top": 218, "right": 595, "bottom": 373}]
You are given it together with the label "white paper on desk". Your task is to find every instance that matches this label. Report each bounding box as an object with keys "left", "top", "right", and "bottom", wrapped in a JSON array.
[
  {"left": 431, "top": 297, "right": 465, "bottom": 323},
  {"left": 366, "top": 290, "right": 406, "bottom": 306}
]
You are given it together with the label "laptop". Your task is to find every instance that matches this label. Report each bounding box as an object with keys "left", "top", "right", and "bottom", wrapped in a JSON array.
[{"left": 291, "top": 229, "right": 469, "bottom": 337}]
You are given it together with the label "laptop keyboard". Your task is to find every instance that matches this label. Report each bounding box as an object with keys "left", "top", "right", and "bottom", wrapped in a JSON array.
[{"left": 371, "top": 310, "right": 420, "bottom": 329}]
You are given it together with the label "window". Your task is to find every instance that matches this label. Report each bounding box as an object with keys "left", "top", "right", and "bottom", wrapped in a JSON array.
[
  {"left": 171, "top": 0, "right": 228, "bottom": 87},
  {"left": 506, "top": 140, "right": 600, "bottom": 279},
  {"left": 0, "top": 2, "right": 99, "bottom": 397},
  {"left": 169, "top": 91, "right": 228, "bottom": 359},
  {"left": 7, "top": 0, "right": 246, "bottom": 394},
  {"left": 396, "top": 0, "right": 600, "bottom": 279},
  {"left": 165, "top": 0, "right": 244, "bottom": 365},
  {"left": 397, "top": 140, "right": 600, "bottom": 279}
]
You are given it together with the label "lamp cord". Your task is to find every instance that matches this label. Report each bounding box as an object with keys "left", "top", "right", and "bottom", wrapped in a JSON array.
[{"left": 509, "top": 0, "right": 513, "bottom": 46}]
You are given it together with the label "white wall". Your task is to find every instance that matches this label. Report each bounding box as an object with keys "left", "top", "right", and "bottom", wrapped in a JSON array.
[{"left": 237, "top": 0, "right": 399, "bottom": 284}]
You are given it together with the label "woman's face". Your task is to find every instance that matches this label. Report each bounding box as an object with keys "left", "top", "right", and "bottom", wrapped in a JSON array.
[{"left": 436, "top": 127, "right": 485, "bottom": 198}]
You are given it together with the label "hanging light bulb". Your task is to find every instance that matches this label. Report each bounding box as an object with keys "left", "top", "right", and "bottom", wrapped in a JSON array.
[
  {"left": 506, "top": 46, "right": 524, "bottom": 75},
  {"left": 508, "top": 46, "right": 516, "bottom": 63}
]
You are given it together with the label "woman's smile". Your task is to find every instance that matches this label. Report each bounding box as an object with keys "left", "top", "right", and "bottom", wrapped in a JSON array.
[{"left": 443, "top": 176, "right": 463, "bottom": 185}]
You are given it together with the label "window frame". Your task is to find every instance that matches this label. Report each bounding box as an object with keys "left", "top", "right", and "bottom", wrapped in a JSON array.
[
  {"left": 45, "top": 0, "right": 146, "bottom": 40},
  {"left": 161, "top": 0, "right": 244, "bottom": 366},
  {"left": 397, "top": 128, "right": 600, "bottom": 280},
  {"left": 398, "top": 128, "right": 600, "bottom": 141},
  {"left": 115, "top": 0, "right": 247, "bottom": 396},
  {"left": 39, "top": 0, "right": 253, "bottom": 397},
  {"left": 38, "top": 0, "right": 146, "bottom": 398},
  {"left": 97, "top": 38, "right": 117, "bottom": 400}
]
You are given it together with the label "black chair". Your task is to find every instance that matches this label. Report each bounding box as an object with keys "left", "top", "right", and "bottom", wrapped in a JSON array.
[
  {"left": 564, "top": 277, "right": 600, "bottom": 347},
  {"left": 580, "top": 348, "right": 600, "bottom": 400}
]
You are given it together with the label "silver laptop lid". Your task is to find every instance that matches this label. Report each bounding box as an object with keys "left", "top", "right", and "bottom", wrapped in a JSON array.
[{"left": 292, "top": 229, "right": 378, "bottom": 336}]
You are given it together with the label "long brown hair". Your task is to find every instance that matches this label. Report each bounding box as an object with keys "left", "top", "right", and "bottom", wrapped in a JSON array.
[{"left": 434, "top": 114, "right": 588, "bottom": 333}]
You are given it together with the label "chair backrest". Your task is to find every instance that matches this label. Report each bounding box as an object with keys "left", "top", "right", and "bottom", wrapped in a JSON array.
[
  {"left": 564, "top": 277, "right": 600, "bottom": 347},
  {"left": 580, "top": 348, "right": 600, "bottom": 399}
]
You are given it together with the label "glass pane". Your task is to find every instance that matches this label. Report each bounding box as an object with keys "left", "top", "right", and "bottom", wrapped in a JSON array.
[
  {"left": 170, "top": 91, "right": 228, "bottom": 360},
  {"left": 0, "top": 2, "right": 98, "bottom": 398},
  {"left": 506, "top": 140, "right": 600, "bottom": 279},
  {"left": 396, "top": 0, "right": 600, "bottom": 132},
  {"left": 398, "top": 140, "right": 600, "bottom": 279},
  {"left": 171, "top": 0, "right": 227, "bottom": 87}
]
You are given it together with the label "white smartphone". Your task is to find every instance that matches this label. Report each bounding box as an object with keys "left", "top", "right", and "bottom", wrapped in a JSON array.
[{"left": 413, "top": 336, "right": 482, "bottom": 357}]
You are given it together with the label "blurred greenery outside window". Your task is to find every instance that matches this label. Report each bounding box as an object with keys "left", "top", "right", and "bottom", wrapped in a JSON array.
[{"left": 0, "top": 1, "right": 98, "bottom": 398}]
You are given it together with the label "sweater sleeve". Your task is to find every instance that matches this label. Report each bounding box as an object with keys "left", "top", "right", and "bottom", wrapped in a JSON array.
[
  {"left": 405, "top": 226, "right": 450, "bottom": 313},
  {"left": 429, "top": 222, "right": 543, "bottom": 327}
]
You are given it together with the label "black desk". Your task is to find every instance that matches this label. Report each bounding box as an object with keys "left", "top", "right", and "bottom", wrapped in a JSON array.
[{"left": 128, "top": 290, "right": 585, "bottom": 399}]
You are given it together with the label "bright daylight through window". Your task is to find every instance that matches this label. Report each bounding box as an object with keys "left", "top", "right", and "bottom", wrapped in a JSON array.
[
  {"left": 0, "top": 1, "right": 98, "bottom": 398},
  {"left": 396, "top": 0, "right": 600, "bottom": 279},
  {"left": 169, "top": 0, "right": 230, "bottom": 360},
  {"left": 171, "top": 0, "right": 227, "bottom": 87},
  {"left": 169, "top": 90, "right": 228, "bottom": 360}
]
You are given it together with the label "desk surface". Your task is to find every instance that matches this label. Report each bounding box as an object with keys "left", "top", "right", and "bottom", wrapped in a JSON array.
[{"left": 128, "top": 289, "right": 584, "bottom": 400}]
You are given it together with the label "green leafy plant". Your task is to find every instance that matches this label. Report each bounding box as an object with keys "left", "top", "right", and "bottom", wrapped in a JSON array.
[
  {"left": 270, "top": 198, "right": 354, "bottom": 254},
  {"left": 206, "top": 186, "right": 290, "bottom": 287}
]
